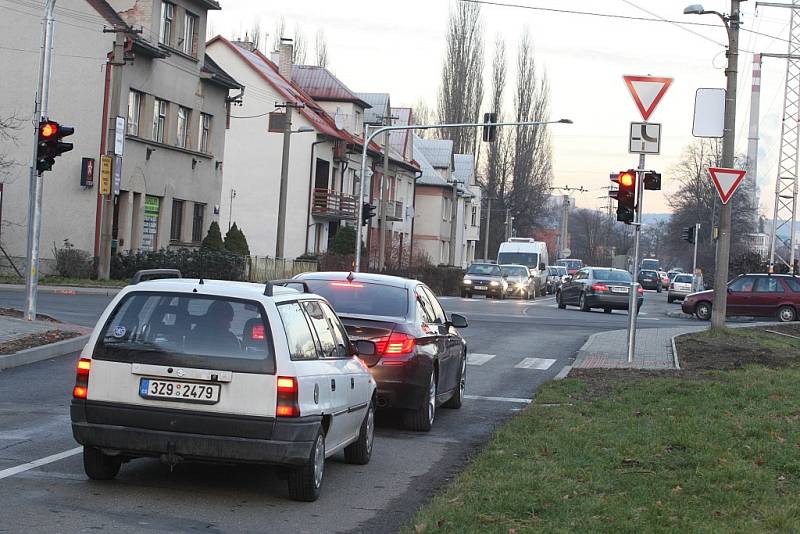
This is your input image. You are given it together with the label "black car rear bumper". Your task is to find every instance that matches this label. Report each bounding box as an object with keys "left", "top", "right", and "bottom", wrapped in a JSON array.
[
  {"left": 639, "top": 280, "right": 661, "bottom": 290},
  {"left": 71, "top": 399, "right": 320, "bottom": 466},
  {"left": 586, "top": 294, "right": 644, "bottom": 310},
  {"left": 370, "top": 358, "right": 432, "bottom": 410}
]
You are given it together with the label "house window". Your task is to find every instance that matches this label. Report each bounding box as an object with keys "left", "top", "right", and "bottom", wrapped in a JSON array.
[
  {"left": 170, "top": 199, "right": 184, "bottom": 242},
  {"left": 160, "top": 1, "right": 174, "bottom": 46},
  {"left": 127, "top": 90, "right": 142, "bottom": 136},
  {"left": 471, "top": 205, "right": 477, "bottom": 226},
  {"left": 177, "top": 106, "right": 190, "bottom": 148},
  {"left": 152, "top": 98, "right": 167, "bottom": 143},
  {"left": 199, "top": 113, "right": 211, "bottom": 153},
  {"left": 192, "top": 203, "right": 205, "bottom": 242},
  {"left": 182, "top": 12, "right": 198, "bottom": 56}
]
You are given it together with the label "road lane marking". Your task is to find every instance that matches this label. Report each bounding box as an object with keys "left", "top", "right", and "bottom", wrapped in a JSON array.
[
  {"left": 467, "top": 353, "right": 496, "bottom": 366},
  {"left": 515, "top": 357, "right": 556, "bottom": 370},
  {"left": 0, "top": 447, "right": 82, "bottom": 481},
  {"left": 465, "top": 395, "right": 531, "bottom": 404}
]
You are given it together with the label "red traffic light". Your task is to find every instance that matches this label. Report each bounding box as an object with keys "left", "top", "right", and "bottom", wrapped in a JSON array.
[
  {"left": 39, "top": 121, "right": 58, "bottom": 138},
  {"left": 619, "top": 171, "right": 635, "bottom": 188}
]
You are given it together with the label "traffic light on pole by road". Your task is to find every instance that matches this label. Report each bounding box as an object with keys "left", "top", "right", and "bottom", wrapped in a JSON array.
[
  {"left": 361, "top": 202, "right": 376, "bottom": 226},
  {"left": 609, "top": 169, "right": 636, "bottom": 224},
  {"left": 682, "top": 226, "right": 696, "bottom": 244},
  {"left": 36, "top": 120, "right": 74, "bottom": 173}
]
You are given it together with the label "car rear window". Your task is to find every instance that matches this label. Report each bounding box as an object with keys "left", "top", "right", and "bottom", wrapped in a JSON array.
[
  {"left": 675, "top": 275, "right": 693, "bottom": 283},
  {"left": 93, "top": 292, "right": 275, "bottom": 374},
  {"left": 593, "top": 269, "right": 632, "bottom": 282},
  {"left": 303, "top": 280, "right": 409, "bottom": 318}
]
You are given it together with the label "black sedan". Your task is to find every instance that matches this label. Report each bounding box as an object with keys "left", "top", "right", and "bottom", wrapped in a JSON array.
[
  {"left": 557, "top": 267, "right": 644, "bottom": 313},
  {"left": 295, "top": 272, "right": 468, "bottom": 432},
  {"left": 461, "top": 262, "right": 507, "bottom": 299},
  {"left": 638, "top": 269, "right": 662, "bottom": 292}
]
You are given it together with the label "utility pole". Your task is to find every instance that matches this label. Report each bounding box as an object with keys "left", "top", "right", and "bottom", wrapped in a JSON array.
[
  {"left": 97, "top": 30, "right": 128, "bottom": 280},
  {"left": 275, "top": 102, "right": 303, "bottom": 259},
  {"left": 692, "top": 222, "right": 701, "bottom": 291},
  {"left": 710, "top": 0, "right": 742, "bottom": 330},
  {"left": 505, "top": 208, "right": 511, "bottom": 240},
  {"left": 625, "top": 153, "right": 647, "bottom": 363},
  {"left": 483, "top": 195, "right": 492, "bottom": 261},
  {"left": 377, "top": 113, "right": 398, "bottom": 270},
  {"left": 24, "top": 0, "right": 57, "bottom": 320},
  {"left": 547, "top": 185, "right": 587, "bottom": 258}
]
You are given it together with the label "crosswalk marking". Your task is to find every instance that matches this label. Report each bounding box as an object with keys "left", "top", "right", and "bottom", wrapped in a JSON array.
[
  {"left": 467, "top": 353, "right": 496, "bottom": 366},
  {"left": 515, "top": 357, "right": 556, "bottom": 370}
]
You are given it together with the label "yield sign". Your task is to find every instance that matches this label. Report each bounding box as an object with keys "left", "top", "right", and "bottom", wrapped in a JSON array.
[
  {"left": 709, "top": 167, "right": 747, "bottom": 204},
  {"left": 623, "top": 75, "right": 673, "bottom": 121}
]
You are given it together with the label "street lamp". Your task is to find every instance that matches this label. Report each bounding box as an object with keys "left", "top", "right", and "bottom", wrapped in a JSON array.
[{"left": 684, "top": 1, "right": 741, "bottom": 329}]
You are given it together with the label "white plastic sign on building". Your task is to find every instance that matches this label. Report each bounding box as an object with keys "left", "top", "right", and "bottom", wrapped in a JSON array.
[
  {"left": 693, "top": 88, "right": 725, "bottom": 138},
  {"left": 709, "top": 167, "right": 746, "bottom": 204},
  {"left": 623, "top": 75, "right": 673, "bottom": 121},
  {"left": 629, "top": 122, "right": 661, "bottom": 154}
]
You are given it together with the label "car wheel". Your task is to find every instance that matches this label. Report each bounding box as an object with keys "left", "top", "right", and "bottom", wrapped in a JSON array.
[
  {"left": 288, "top": 428, "right": 325, "bottom": 501},
  {"left": 604, "top": 308, "right": 612, "bottom": 314},
  {"left": 403, "top": 368, "right": 436, "bottom": 432},
  {"left": 696, "top": 301, "right": 712, "bottom": 321},
  {"left": 579, "top": 293, "right": 590, "bottom": 312},
  {"left": 344, "top": 401, "right": 375, "bottom": 465},
  {"left": 499, "top": 290, "right": 506, "bottom": 300},
  {"left": 657, "top": 285, "right": 662, "bottom": 293},
  {"left": 443, "top": 353, "right": 466, "bottom": 409},
  {"left": 557, "top": 292, "right": 566, "bottom": 309},
  {"left": 778, "top": 305, "right": 797, "bottom": 323},
  {"left": 83, "top": 446, "right": 122, "bottom": 481},
  {"left": 667, "top": 296, "right": 674, "bottom": 304}
]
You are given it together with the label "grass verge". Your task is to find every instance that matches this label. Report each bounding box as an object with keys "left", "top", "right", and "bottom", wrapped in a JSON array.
[{"left": 406, "top": 326, "right": 800, "bottom": 533}]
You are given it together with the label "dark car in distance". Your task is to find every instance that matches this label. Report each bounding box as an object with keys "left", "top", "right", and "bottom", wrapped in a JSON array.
[
  {"left": 682, "top": 273, "right": 800, "bottom": 322},
  {"left": 558, "top": 267, "right": 644, "bottom": 313},
  {"left": 294, "top": 272, "right": 468, "bottom": 432},
  {"left": 638, "top": 269, "right": 662, "bottom": 292},
  {"left": 461, "top": 263, "right": 507, "bottom": 299}
]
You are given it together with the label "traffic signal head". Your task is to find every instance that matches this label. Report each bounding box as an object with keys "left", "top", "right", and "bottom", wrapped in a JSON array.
[
  {"left": 682, "top": 225, "right": 696, "bottom": 244},
  {"left": 482, "top": 112, "right": 497, "bottom": 143},
  {"left": 36, "top": 120, "right": 74, "bottom": 173},
  {"left": 644, "top": 171, "right": 661, "bottom": 191},
  {"left": 610, "top": 170, "right": 636, "bottom": 224},
  {"left": 361, "top": 202, "right": 377, "bottom": 226}
]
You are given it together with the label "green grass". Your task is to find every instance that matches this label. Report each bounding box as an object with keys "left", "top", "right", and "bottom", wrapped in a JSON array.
[
  {"left": 406, "top": 337, "right": 800, "bottom": 532},
  {"left": 0, "top": 275, "right": 129, "bottom": 288}
]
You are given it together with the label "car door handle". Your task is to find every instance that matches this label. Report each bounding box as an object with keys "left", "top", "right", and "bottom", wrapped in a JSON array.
[
  {"left": 351, "top": 377, "right": 355, "bottom": 389},
  {"left": 330, "top": 379, "right": 336, "bottom": 391}
]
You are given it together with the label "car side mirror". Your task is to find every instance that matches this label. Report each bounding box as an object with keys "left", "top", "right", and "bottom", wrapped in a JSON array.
[
  {"left": 539, "top": 263, "right": 546, "bottom": 271},
  {"left": 449, "top": 313, "right": 468, "bottom": 328},
  {"left": 353, "top": 340, "right": 376, "bottom": 356},
  {"left": 727, "top": 286, "right": 732, "bottom": 294}
]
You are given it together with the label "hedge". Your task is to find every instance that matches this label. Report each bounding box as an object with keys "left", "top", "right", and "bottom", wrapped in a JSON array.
[{"left": 111, "top": 248, "right": 246, "bottom": 281}]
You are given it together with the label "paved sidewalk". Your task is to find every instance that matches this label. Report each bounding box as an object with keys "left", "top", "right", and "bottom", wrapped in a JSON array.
[
  {"left": 573, "top": 326, "right": 707, "bottom": 369},
  {"left": 0, "top": 316, "right": 53, "bottom": 343}
]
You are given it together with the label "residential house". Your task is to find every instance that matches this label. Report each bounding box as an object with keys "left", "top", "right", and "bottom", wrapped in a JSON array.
[
  {"left": 412, "top": 135, "right": 455, "bottom": 265},
  {"left": 453, "top": 154, "right": 481, "bottom": 267},
  {"left": 0, "top": 0, "right": 241, "bottom": 274}
]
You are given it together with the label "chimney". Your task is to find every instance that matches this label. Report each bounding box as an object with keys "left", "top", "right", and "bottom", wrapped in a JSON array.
[{"left": 278, "top": 37, "right": 293, "bottom": 80}]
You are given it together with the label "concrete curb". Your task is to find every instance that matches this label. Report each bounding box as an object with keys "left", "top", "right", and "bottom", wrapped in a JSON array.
[
  {"left": 554, "top": 365, "right": 572, "bottom": 380},
  {"left": 0, "top": 334, "right": 89, "bottom": 371},
  {"left": 671, "top": 334, "right": 681, "bottom": 370},
  {"left": 0, "top": 284, "right": 122, "bottom": 296}
]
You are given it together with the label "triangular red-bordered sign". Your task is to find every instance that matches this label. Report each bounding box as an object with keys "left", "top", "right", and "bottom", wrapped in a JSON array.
[
  {"left": 709, "top": 167, "right": 747, "bottom": 204},
  {"left": 623, "top": 75, "right": 673, "bottom": 121}
]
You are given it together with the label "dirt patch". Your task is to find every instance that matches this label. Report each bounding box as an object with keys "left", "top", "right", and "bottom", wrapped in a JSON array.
[
  {"left": 676, "top": 324, "right": 800, "bottom": 371},
  {"left": 0, "top": 307, "right": 61, "bottom": 323},
  {"left": 565, "top": 368, "right": 695, "bottom": 401},
  {"left": 0, "top": 330, "right": 82, "bottom": 354}
]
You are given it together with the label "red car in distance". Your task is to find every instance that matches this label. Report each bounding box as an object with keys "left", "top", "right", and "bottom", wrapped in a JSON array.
[
  {"left": 556, "top": 258, "right": 583, "bottom": 275},
  {"left": 682, "top": 273, "right": 800, "bottom": 322}
]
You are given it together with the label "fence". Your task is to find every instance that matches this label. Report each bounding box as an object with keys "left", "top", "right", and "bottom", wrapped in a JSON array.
[{"left": 245, "top": 256, "right": 318, "bottom": 282}]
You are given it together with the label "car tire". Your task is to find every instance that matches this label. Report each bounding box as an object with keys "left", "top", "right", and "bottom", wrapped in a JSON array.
[
  {"left": 403, "top": 368, "right": 436, "bottom": 432},
  {"left": 288, "top": 428, "right": 325, "bottom": 502},
  {"left": 696, "top": 301, "right": 712, "bottom": 321},
  {"left": 344, "top": 402, "right": 375, "bottom": 465},
  {"left": 657, "top": 285, "right": 662, "bottom": 293},
  {"left": 778, "top": 305, "right": 797, "bottom": 323},
  {"left": 667, "top": 296, "right": 674, "bottom": 304},
  {"left": 443, "top": 353, "right": 466, "bottom": 410},
  {"left": 557, "top": 292, "right": 566, "bottom": 309},
  {"left": 604, "top": 308, "right": 612, "bottom": 314},
  {"left": 465, "top": 292, "right": 472, "bottom": 299},
  {"left": 499, "top": 290, "right": 506, "bottom": 300},
  {"left": 83, "top": 446, "right": 122, "bottom": 481},
  {"left": 579, "top": 293, "right": 590, "bottom": 312}
]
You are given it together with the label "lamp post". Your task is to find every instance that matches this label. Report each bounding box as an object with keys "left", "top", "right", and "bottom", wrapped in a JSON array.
[
  {"left": 354, "top": 119, "right": 574, "bottom": 272},
  {"left": 684, "top": 1, "right": 742, "bottom": 329}
]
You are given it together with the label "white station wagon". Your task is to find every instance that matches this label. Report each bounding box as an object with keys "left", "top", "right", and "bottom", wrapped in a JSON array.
[{"left": 70, "top": 276, "right": 377, "bottom": 502}]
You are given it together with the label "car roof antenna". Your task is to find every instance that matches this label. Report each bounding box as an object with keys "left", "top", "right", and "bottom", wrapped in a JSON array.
[
  {"left": 346, "top": 271, "right": 355, "bottom": 283},
  {"left": 264, "top": 280, "right": 274, "bottom": 297}
]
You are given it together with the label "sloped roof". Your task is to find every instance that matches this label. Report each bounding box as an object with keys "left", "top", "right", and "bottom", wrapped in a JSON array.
[
  {"left": 453, "top": 154, "right": 475, "bottom": 184},
  {"left": 292, "top": 66, "right": 370, "bottom": 108},
  {"left": 413, "top": 135, "right": 449, "bottom": 188},
  {"left": 202, "top": 55, "right": 243, "bottom": 90},
  {"left": 357, "top": 93, "right": 390, "bottom": 125},
  {"left": 87, "top": 0, "right": 127, "bottom": 26},
  {"left": 415, "top": 138, "right": 454, "bottom": 170},
  {"left": 390, "top": 107, "right": 413, "bottom": 161}
]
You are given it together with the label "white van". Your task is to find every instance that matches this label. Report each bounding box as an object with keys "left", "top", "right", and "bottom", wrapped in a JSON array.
[{"left": 497, "top": 238, "right": 550, "bottom": 295}]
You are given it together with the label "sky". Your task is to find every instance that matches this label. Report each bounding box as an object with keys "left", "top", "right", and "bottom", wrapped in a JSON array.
[{"left": 208, "top": 0, "right": 794, "bottom": 216}]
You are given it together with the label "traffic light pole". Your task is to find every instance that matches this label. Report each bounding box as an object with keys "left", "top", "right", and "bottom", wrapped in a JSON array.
[
  {"left": 24, "top": 0, "right": 57, "bottom": 321},
  {"left": 692, "top": 223, "right": 700, "bottom": 292},
  {"left": 625, "top": 153, "right": 646, "bottom": 363}
]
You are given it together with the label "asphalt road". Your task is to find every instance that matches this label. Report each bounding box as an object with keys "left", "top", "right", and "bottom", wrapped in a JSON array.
[{"left": 0, "top": 288, "right": 690, "bottom": 533}]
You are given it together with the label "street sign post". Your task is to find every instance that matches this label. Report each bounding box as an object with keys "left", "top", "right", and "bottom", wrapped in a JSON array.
[
  {"left": 709, "top": 167, "right": 747, "bottom": 204},
  {"left": 629, "top": 122, "right": 661, "bottom": 154}
]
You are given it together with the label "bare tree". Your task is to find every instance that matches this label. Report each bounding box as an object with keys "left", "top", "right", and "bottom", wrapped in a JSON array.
[
  {"left": 412, "top": 99, "right": 434, "bottom": 138},
  {"left": 484, "top": 34, "right": 506, "bottom": 200},
  {"left": 271, "top": 18, "right": 286, "bottom": 51},
  {"left": 436, "top": 1, "right": 484, "bottom": 155},
  {"left": 293, "top": 25, "right": 307, "bottom": 64},
  {"left": 0, "top": 114, "right": 22, "bottom": 180},
  {"left": 314, "top": 29, "right": 329, "bottom": 68}
]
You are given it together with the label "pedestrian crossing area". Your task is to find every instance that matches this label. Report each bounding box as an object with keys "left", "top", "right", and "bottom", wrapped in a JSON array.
[{"left": 467, "top": 353, "right": 557, "bottom": 371}]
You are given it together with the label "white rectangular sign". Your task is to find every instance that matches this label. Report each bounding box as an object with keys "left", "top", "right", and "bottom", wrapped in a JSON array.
[
  {"left": 629, "top": 122, "right": 661, "bottom": 154},
  {"left": 114, "top": 116, "right": 126, "bottom": 156},
  {"left": 693, "top": 88, "right": 725, "bottom": 138}
]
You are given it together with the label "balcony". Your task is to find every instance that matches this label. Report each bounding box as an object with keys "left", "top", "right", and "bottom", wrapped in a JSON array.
[
  {"left": 385, "top": 200, "right": 404, "bottom": 222},
  {"left": 312, "top": 188, "right": 358, "bottom": 221}
]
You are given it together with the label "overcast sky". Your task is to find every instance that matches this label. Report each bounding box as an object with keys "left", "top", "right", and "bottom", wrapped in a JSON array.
[{"left": 209, "top": 0, "right": 793, "bottom": 215}]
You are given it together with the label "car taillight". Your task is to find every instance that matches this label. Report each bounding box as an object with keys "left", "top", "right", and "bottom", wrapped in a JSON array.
[
  {"left": 591, "top": 283, "right": 609, "bottom": 293},
  {"left": 276, "top": 376, "right": 299, "bottom": 417},
  {"left": 374, "top": 332, "right": 416, "bottom": 358},
  {"left": 73, "top": 357, "right": 91, "bottom": 399}
]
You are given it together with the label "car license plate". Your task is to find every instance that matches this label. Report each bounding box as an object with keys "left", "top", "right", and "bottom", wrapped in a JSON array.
[
  {"left": 139, "top": 378, "right": 220, "bottom": 404},
  {"left": 611, "top": 287, "right": 629, "bottom": 294},
  {"left": 475, "top": 285, "right": 487, "bottom": 290}
]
